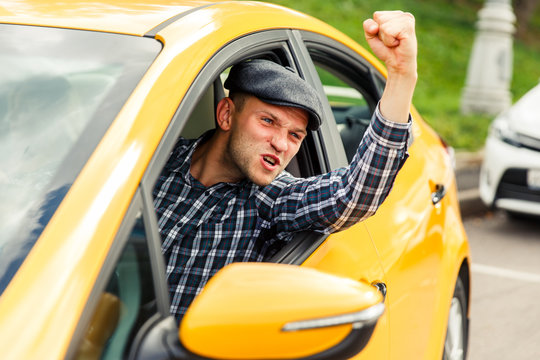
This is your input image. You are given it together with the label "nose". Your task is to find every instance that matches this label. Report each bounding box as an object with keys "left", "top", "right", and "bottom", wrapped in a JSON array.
[{"left": 270, "top": 129, "right": 288, "bottom": 153}]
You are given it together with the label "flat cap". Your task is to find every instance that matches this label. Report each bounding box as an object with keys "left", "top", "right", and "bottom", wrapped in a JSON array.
[{"left": 224, "top": 59, "right": 323, "bottom": 130}]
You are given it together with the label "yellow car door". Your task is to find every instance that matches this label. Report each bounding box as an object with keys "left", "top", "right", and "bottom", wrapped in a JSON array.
[
  {"left": 302, "top": 224, "right": 390, "bottom": 360},
  {"left": 364, "top": 109, "right": 459, "bottom": 359}
]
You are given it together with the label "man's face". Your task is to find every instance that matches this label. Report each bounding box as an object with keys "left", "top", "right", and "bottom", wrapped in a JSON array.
[{"left": 226, "top": 96, "right": 309, "bottom": 186}]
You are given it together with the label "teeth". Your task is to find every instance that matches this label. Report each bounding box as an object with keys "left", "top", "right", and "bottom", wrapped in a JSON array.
[{"left": 263, "top": 156, "right": 275, "bottom": 166}]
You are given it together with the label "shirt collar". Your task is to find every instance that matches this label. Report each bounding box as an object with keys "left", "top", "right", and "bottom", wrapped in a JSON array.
[{"left": 172, "top": 130, "right": 252, "bottom": 190}]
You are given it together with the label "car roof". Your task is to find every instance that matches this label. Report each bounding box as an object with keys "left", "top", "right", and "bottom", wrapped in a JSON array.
[{"left": 0, "top": 0, "right": 215, "bottom": 35}]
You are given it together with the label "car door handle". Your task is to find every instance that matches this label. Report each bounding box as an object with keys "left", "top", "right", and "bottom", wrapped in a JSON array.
[{"left": 431, "top": 184, "right": 447, "bottom": 205}]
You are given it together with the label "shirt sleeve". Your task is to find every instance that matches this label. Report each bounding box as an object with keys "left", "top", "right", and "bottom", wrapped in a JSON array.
[{"left": 268, "top": 102, "right": 411, "bottom": 235}]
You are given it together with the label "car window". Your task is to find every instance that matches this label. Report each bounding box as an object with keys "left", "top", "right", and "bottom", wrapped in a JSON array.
[
  {"left": 176, "top": 53, "right": 323, "bottom": 178},
  {"left": 75, "top": 214, "right": 157, "bottom": 360},
  {"left": 0, "top": 25, "right": 161, "bottom": 295},
  {"left": 316, "top": 65, "right": 373, "bottom": 162},
  {"left": 305, "top": 44, "right": 380, "bottom": 163}
]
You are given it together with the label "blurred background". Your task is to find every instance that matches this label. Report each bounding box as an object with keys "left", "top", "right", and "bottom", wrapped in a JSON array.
[{"left": 269, "top": 0, "right": 540, "bottom": 151}]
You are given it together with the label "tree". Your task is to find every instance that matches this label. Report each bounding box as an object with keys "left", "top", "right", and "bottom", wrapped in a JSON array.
[{"left": 514, "top": 0, "right": 540, "bottom": 39}]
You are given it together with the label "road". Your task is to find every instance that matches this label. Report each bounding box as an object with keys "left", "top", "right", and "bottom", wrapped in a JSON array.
[{"left": 465, "top": 211, "right": 540, "bottom": 360}]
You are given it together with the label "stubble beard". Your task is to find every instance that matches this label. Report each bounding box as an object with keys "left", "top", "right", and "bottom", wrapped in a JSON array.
[{"left": 226, "top": 129, "right": 279, "bottom": 187}]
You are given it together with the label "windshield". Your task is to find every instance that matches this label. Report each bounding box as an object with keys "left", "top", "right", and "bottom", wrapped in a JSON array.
[{"left": 0, "top": 24, "right": 161, "bottom": 294}]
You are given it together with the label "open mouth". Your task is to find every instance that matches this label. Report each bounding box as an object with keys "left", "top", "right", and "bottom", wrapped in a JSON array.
[
  {"left": 261, "top": 154, "right": 280, "bottom": 170},
  {"left": 263, "top": 155, "right": 276, "bottom": 166}
]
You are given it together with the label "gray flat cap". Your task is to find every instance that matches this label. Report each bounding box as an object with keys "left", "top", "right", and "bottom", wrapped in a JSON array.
[{"left": 224, "top": 59, "right": 323, "bottom": 130}]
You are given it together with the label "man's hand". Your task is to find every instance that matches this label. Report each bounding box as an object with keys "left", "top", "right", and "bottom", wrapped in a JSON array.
[
  {"left": 363, "top": 11, "right": 417, "bottom": 78},
  {"left": 363, "top": 11, "right": 417, "bottom": 123}
]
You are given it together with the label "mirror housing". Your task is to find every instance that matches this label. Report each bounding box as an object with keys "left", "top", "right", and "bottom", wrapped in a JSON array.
[{"left": 179, "top": 263, "right": 384, "bottom": 360}]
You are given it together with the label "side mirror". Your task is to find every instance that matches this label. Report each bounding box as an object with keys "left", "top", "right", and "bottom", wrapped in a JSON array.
[{"left": 179, "top": 263, "right": 384, "bottom": 360}]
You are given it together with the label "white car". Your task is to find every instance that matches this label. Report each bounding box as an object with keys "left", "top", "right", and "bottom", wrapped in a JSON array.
[{"left": 480, "top": 83, "right": 540, "bottom": 216}]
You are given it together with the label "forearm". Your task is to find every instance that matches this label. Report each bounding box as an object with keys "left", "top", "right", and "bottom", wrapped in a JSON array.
[
  {"left": 330, "top": 105, "right": 410, "bottom": 228},
  {"left": 271, "top": 107, "right": 410, "bottom": 235},
  {"left": 379, "top": 71, "right": 417, "bottom": 124}
]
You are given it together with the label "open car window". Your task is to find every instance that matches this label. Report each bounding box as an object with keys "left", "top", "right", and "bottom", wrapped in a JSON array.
[
  {"left": 315, "top": 64, "right": 374, "bottom": 162},
  {"left": 179, "top": 67, "right": 323, "bottom": 179},
  {"left": 140, "top": 31, "right": 334, "bottom": 276},
  {"left": 304, "top": 39, "right": 381, "bottom": 164}
]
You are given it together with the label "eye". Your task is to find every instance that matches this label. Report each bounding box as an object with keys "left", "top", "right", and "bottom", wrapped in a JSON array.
[
  {"left": 262, "top": 117, "right": 273, "bottom": 124},
  {"left": 290, "top": 132, "right": 300, "bottom": 139}
]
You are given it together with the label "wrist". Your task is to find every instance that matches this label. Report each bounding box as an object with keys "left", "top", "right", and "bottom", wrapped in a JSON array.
[
  {"left": 386, "top": 67, "right": 418, "bottom": 84},
  {"left": 379, "top": 72, "right": 417, "bottom": 124}
]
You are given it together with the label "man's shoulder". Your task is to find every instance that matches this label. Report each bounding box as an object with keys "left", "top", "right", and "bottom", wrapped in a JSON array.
[
  {"left": 163, "top": 137, "right": 197, "bottom": 172},
  {"left": 173, "top": 136, "right": 197, "bottom": 151},
  {"left": 273, "top": 170, "right": 300, "bottom": 186}
]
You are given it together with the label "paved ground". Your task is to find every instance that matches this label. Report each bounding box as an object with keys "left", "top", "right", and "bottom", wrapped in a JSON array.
[
  {"left": 454, "top": 151, "right": 540, "bottom": 359},
  {"left": 464, "top": 211, "right": 540, "bottom": 360}
]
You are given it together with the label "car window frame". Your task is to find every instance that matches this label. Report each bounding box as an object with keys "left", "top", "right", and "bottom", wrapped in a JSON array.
[
  {"left": 138, "top": 29, "right": 394, "bottom": 268},
  {"left": 66, "top": 189, "right": 170, "bottom": 359},
  {"left": 297, "top": 31, "right": 388, "bottom": 165}
]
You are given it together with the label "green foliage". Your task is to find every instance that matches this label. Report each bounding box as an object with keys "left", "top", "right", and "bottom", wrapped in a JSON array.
[{"left": 267, "top": 0, "right": 540, "bottom": 150}]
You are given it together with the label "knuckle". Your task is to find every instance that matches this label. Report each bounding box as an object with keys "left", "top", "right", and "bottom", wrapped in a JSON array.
[{"left": 404, "top": 12, "right": 415, "bottom": 23}]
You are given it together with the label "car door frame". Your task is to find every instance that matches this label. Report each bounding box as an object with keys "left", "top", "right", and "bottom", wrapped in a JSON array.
[{"left": 65, "top": 188, "right": 171, "bottom": 359}]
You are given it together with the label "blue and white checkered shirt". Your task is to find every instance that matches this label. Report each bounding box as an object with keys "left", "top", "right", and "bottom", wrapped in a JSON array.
[{"left": 153, "top": 105, "right": 410, "bottom": 321}]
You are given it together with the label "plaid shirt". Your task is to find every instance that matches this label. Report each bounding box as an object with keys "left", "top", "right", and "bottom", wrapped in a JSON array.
[{"left": 153, "top": 105, "right": 410, "bottom": 321}]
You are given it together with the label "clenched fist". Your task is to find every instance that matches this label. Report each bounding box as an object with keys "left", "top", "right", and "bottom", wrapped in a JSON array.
[{"left": 363, "top": 11, "right": 418, "bottom": 123}]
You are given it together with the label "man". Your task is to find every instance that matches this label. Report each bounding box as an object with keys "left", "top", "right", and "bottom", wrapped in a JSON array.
[{"left": 153, "top": 11, "right": 417, "bottom": 322}]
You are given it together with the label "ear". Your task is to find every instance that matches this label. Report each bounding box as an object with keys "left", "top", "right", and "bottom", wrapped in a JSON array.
[{"left": 216, "top": 97, "right": 234, "bottom": 131}]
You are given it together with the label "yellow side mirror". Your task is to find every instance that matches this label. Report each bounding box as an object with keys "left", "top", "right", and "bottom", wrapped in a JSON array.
[{"left": 180, "top": 263, "right": 384, "bottom": 360}]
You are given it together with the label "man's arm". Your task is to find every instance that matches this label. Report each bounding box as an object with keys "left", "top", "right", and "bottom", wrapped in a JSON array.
[
  {"left": 263, "top": 109, "right": 409, "bottom": 235},
  {"left": 258, "top": 11, "right": 417, "bottom": 235},
  {"left": 363, "top": 11, "right": 417, "bottom": 124}
]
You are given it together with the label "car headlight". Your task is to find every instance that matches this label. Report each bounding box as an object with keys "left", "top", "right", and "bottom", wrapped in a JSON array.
[{"left": 489, "top": 115, "right": 522, "bottom": 147}]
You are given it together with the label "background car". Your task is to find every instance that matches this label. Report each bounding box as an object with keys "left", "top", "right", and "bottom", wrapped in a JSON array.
[
  {"left": 0, "top": 1, "right": 470, "bottom": 359},
  {"left": 480, "top": 83, "right": 540, "bottom": 217}
]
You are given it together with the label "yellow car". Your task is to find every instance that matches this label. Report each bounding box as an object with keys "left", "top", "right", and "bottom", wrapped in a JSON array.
[{"left": 0, "top": 1, "right": 470, "bottom": 359}]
